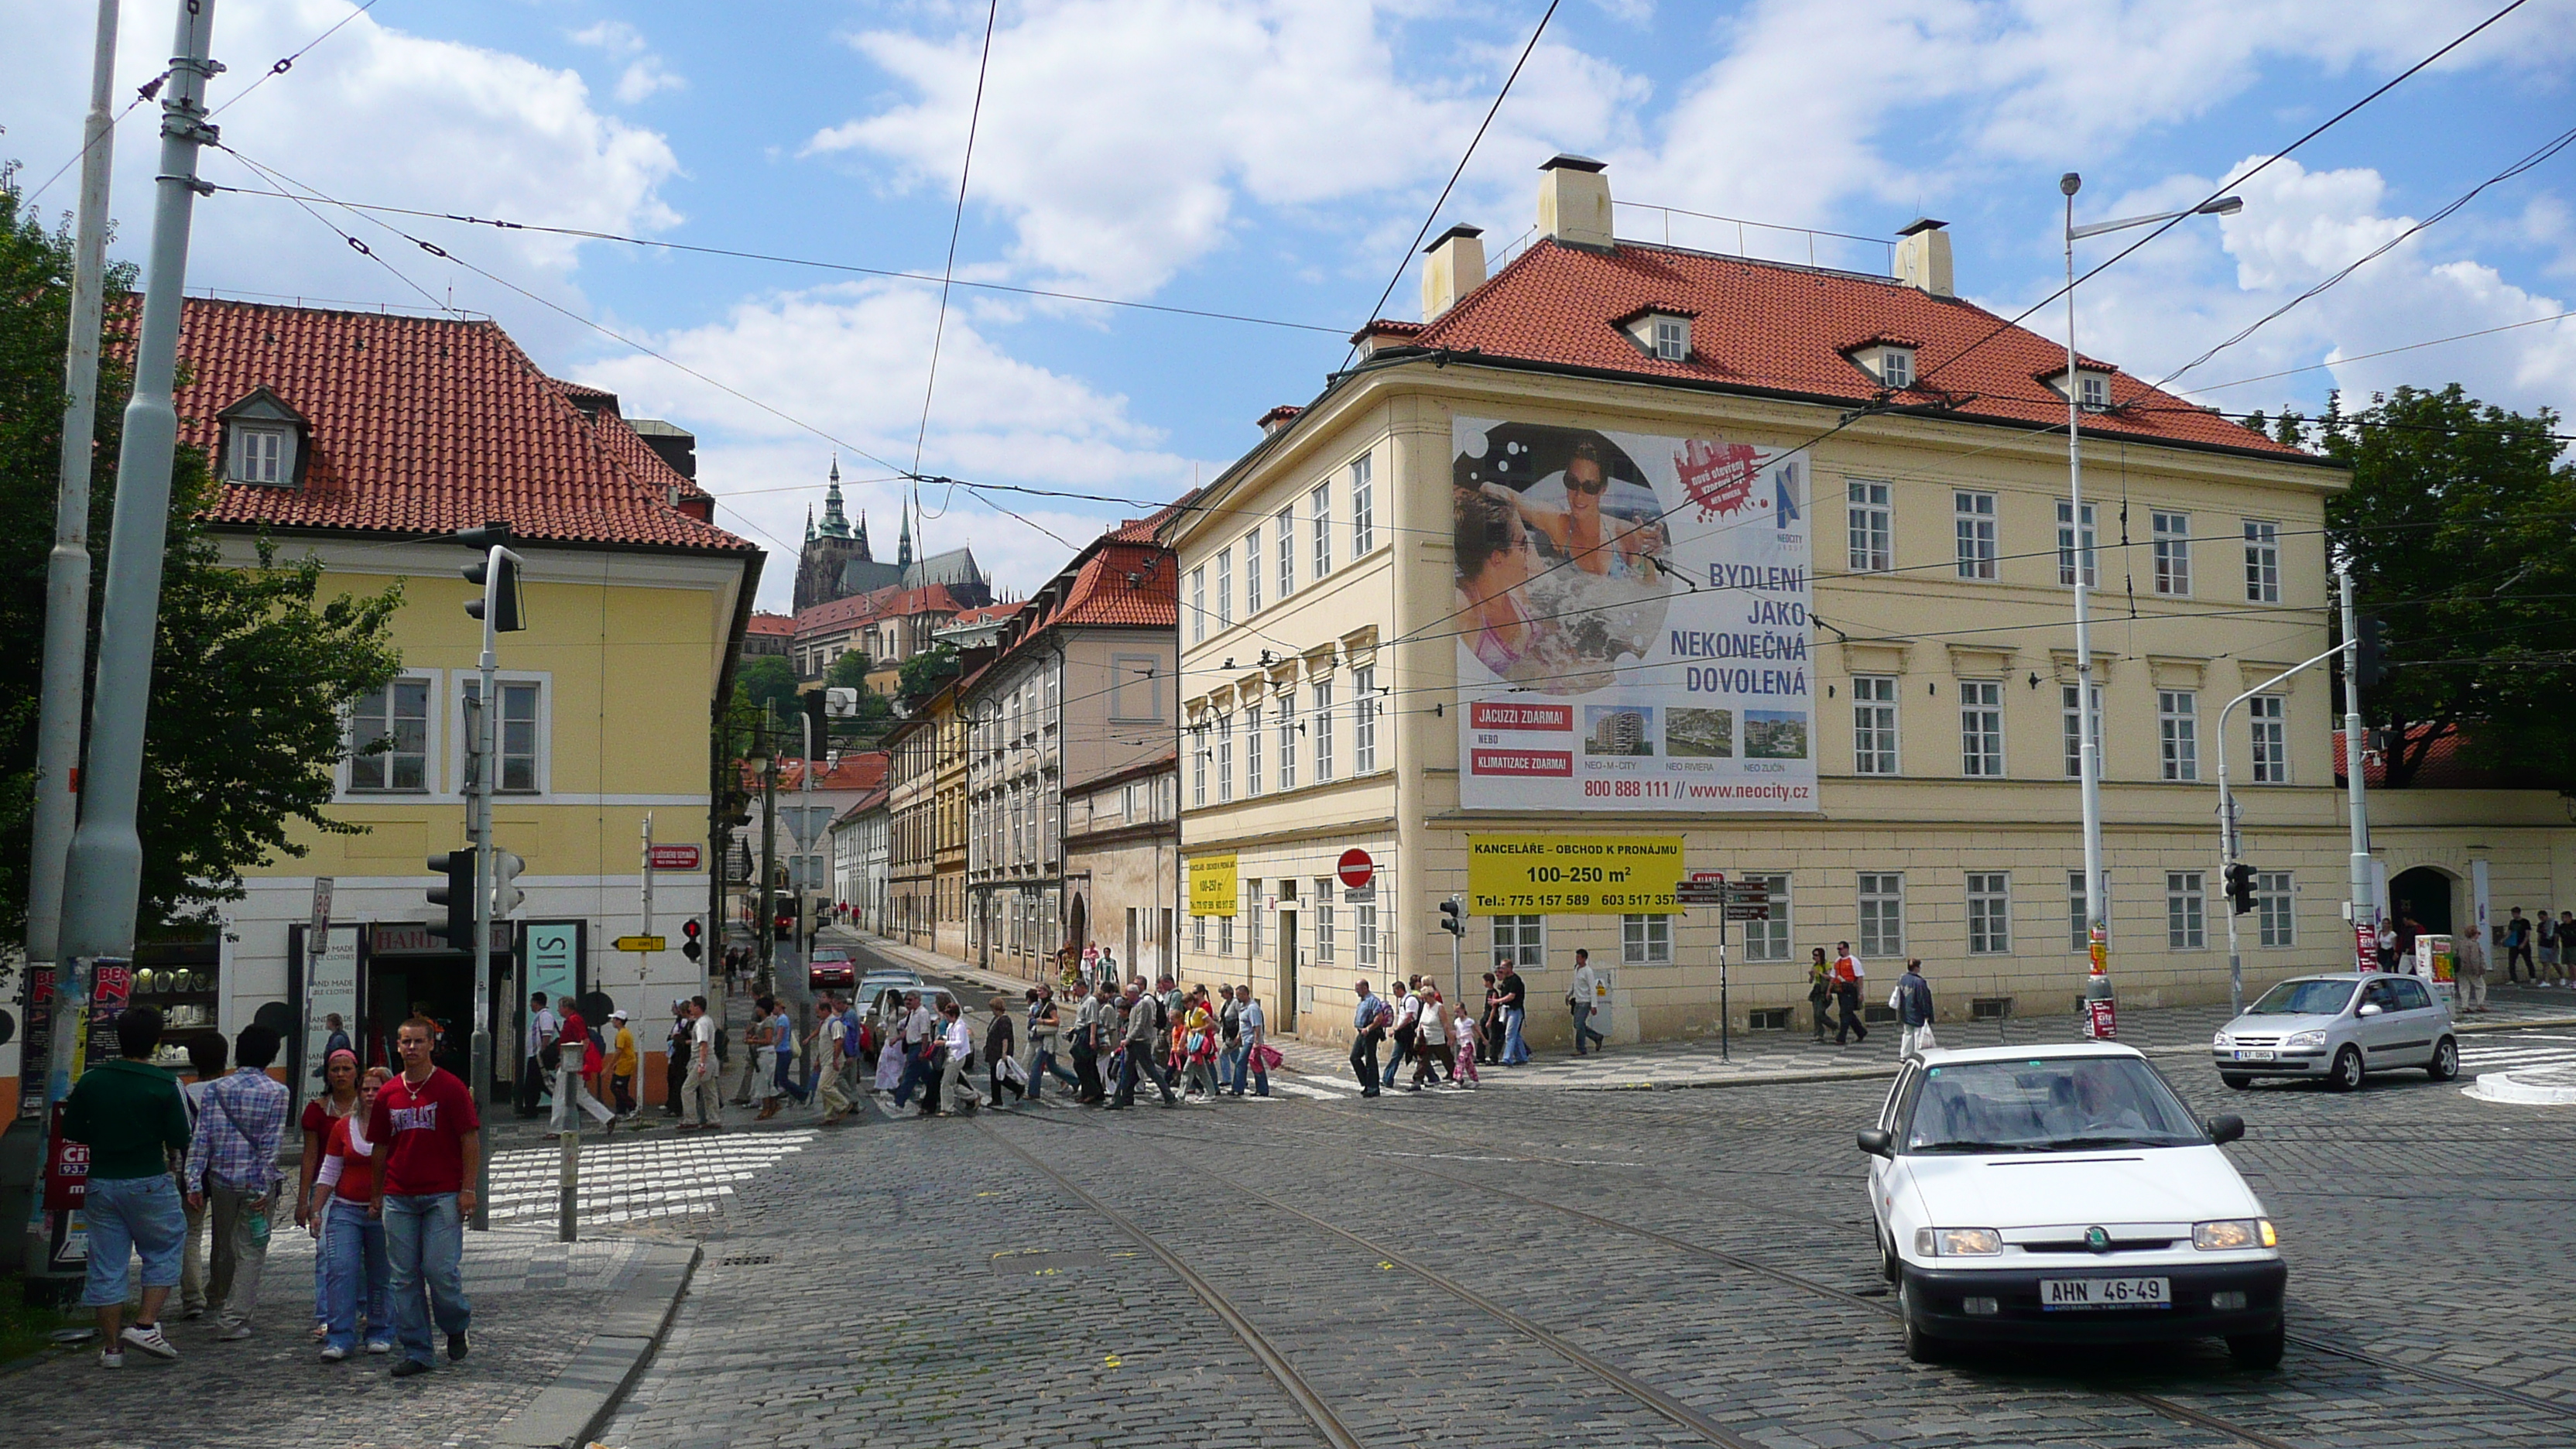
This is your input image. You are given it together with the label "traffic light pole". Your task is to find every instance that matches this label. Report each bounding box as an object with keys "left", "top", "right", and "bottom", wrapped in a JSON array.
[
  {"left": 2340, "top": 567, "right": 2376, "bottom": 956},
  {"left": 2213, "top": 642, "right": 2343, "bottom": 1015},
  {"left": 468, "top": 538, "right": 519, "bottom": 1232}
]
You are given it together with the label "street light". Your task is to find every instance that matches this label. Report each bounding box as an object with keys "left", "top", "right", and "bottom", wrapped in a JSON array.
[{"left": 2060, "top": 174, "right": 2242, "bottom": 1032}]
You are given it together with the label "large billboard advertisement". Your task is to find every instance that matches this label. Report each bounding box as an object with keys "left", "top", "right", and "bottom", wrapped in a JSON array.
[{"left": 1453, "top": 416, "right": 1816, "bottom": 812}]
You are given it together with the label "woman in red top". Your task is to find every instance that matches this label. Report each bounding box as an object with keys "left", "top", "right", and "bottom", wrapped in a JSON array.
[
  {"left": 298, "top": 1049, "right": 363, "bottom": 1339},
  {"left": 311, "top": 1067, "right": 393, "bottom": 1360}
]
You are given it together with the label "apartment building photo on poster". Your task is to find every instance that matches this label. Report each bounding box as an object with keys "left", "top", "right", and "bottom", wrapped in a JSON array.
[{"left": 1451, "top": 416, "right": 1819, "bottom": 814}]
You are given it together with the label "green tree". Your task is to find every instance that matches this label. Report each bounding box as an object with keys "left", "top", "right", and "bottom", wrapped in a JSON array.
[
  {"left": 897, "top": 641, "right": 961, "bottom": 701},
  {"left": 0, "top": 168, "right": 406, "bottom": 954},
  {"left": 2266, "top": 385, "right": 2576, "bottom": 786},
  {"left": 822, "top": 649, "right": 874, "bottom": 691}
]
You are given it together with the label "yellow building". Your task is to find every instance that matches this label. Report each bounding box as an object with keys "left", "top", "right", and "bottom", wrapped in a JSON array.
[
  {"left": 1171, "top": 157, "right": 2564, "bottom": 1046},
  {"left": 176, "top": 299, "right": 758, "bottom": 1094}
]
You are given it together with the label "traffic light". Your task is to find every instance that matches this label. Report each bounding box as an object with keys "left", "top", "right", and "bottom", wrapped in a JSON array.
[
  {"left": 1438, "top": 897, "right": 1465, "bottom": 937},
  {"left": 460, "top": 520, "right": 525, "bottom": 632},
  {"left": 2352, "top": 616, "right": 2388, "bottom": 690},
  {"left": 492, "top": 850, "right": 527, "bottom": 918},
  {"left": 2225, "top": 861, "right": 2259, "bottom": 916},
  {"left": 802, "top": 689, "right": 829, "bottom": 756},
  {"left": 426, "top": 851, "right": 476, "bottom": 947},
  {"left": 681, "top": 918, "right": 704, "bottom": 962}
]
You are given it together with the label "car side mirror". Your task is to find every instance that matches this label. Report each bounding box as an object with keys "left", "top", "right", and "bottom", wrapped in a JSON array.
[
  {"left": 2358, "top": 1002, "right": 2382, "bottom": 1017},
  {"left": 2205, "top": 1114, "right": 2245, "bottom": 1146},
  {"left": 1857, "top": 1128, "right": 1893, "bottom": 1158}
]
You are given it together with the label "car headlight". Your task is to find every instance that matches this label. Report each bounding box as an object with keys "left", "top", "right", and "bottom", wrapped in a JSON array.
[
  {"left": 2212, "top": 1031, "right": 2234, "bottom": 1049},
  {"left": 2193, "top": 1218, "right": 2276, "bottom": 1251},
  {"left": 1913, "top": 1226, "right": 2003, "bottom": 1257},
  {"left": 2283, "top": 1029, "right": 2328, "bottom": 1050}
]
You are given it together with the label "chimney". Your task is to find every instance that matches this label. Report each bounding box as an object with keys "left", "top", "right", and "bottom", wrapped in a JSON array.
[
  {"left": 1257, "top": 404, "right": 1304, "bottom": 437},
  {"left": 1894, "top": 218, "right": 1954, "bottom": 298},
  {"left": 1420, "top": 224, "right": 1486, "bottom": 321},
  {"left": 1537, "top": 154, "right": 1613, "bottom": 252}
]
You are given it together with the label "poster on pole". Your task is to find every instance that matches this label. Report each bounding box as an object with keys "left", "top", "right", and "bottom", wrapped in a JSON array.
[{"left": 1452, "top": 417, "right": 1816, "bottom": 812}]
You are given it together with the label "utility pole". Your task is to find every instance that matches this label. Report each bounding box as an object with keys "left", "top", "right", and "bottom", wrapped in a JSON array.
[
  {"left": 2340, "top": 567, "right": 2376, "bottom": 963},
  {"left": 2214, "top": 645, "right": 2342, "bottom": 1015},
  {"left": 2060, "top": 173, "right": 2110, "bottom": 1023},
  {"left": 758, "top": 746, "right": 779, "bottom": 999}
]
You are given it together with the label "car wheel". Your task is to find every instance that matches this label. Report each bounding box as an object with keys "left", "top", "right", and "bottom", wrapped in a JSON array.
[
  {"left": 2328, "top": 1044, "right": 2365, "bottom": 1092},
  {"left": 2221, "top": 1073, "right": 2253, "bottom": 1091},
  {"left": 1897, "top": 1279, "right": 1941, "bottom": 1363},
  {"left": 2227, "top": 1327, "right": 2284, "bottom": 1369},
  {"left": 2426, "top": 1036, "right": 2459, "bottom": 1082}
]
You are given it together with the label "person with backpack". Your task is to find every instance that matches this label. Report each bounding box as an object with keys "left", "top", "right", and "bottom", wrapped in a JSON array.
[
  {"left": 1070, "top": 984, "right": 1112, "bottom": 1105},
  {"left": 1108, "top": 981, "right": 1177, "bottom": 1109}
]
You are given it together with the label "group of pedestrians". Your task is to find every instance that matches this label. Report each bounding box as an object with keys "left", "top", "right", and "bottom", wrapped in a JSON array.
[
  {"left": 60, "top": 1009, "right": 481, "bottom": 1377},
  {"left": 2499, "top": 906, "right": 2576, "bottom": 992},
  {"left": 514, "top": 991, "right": 642, "bottom": 1132},
  {"left": 857, "top": 978, "right": 1279, "bottom": 1115}
]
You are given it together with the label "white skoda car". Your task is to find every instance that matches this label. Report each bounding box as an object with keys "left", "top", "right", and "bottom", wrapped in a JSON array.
[{"left": 1860, "top": 1043, "right": 2287, "bottom": 1367}]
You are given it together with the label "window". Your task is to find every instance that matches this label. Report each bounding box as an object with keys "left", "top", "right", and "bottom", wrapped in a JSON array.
[
  {"left": 1314, "top": 880, "right": 1336, "bottom": 963},
  {"left": 1109, "top": 656, "right": 1162, "bottom": 721},
  {"left": 1879, "top": 348, "right": 1913, "bottom": 389},
  {"left": 1311, "top": 677, "right": 1334, "bottom": 783},
  {"left": 1190, "top": 729, "right": 1208, "bottom": 807},
  {"left": 1491, "top": 914, "right": 1545, "bottom": 969},
  {"left": 1276, "top": 507, "right": 1295, "bottom": 600},
  {"left": 1966, "top": 872, "right": 2011, "bottom": 954},
  {"left": 1247, "top": 881, "right": 1263, "bottom": 957},
  {"left": 348, "top": 677, "right": 431, "bottom": 792},
  {"left": 1651, "top": 316, "right": 1689, "bottom": 361},
  {"left": 1740, "top": 873, "right": 1790, "bottom": 961},
  {"left": 1244, "top": 705, "right": 1262, "bottom": 796},
  {"left": 2158, "top": 690, "right": 2198, "bottom": 782},
  {"left": 228, "top": 423, "right": 293, "bottom": 485},
  {"left": 1852, "top": 675, "right": 1898, "bottom": 775},
  {"left": 1349, "top": 454, "right": 1375, "bottom": 557},
  {"left": 1218, "top": 913, "right": 1232, "bottom": 955},
  {"left": 1194, "top": 913, "right": 1208, "bottom": 951},
  {"left": 1243, "top": 528, "right": 1262, "bottom": 615},
  {"left": 2060, "top": 683, "right": 2102, "bottom": 779},
  {"left": 1310, "top": 483, "right": 1333, "bottom": 578},
  {"left": 1215, "top": 714, "right": 1234, "bottom": 803},
  {"left": 2067, "top": 870, "right": 2109, "bottom": 950},
  {"left": 1276, "top": 696, "right": 1297, "bottom": 792},
  {"left": 1958, "top": 680, "right": 2004, "bottom": 777},
  {"left": 1355, "top": 899, "right": 1379, "bottom": 968},
  {"left": 1858, "top": 873, "right": 1905, "bottom": 957},
  {"left": 2057, "top": 501, "right": 2098, "bottom": 586},
  {"left": 461, "top": 678, "right": 540, "bottom": 793},
  {"left": 1215, "top": 551, "right": 1232, "bottom": 629},
  {"left": 1351, "top": 665, "right": 1377, "bottom": 772},
  {"left": 2079, "top": 373, "right": 2110, "bottom": 409},
  {"left": 1622, "top": 913, "right": 1671, "bottom": 964},
  {"left": 2243, "top": 520, "right": 2280, "bottom": 604},
  {"left": 1953, "top": 491, "right": 1996, "bottom": 580},
  {"left": 2151, "top": 511, "right": 2191, "bottom": 595},
  {"left": 1190, "top": 567, "right": 1206, "bottom": 643},
  {"left": 2167, "top": 872, "right": 2207, "bottom": 950},
  {"left": 2249, "top": 695, "right": 2288, "bottom": 784},
  {"left": 2256, "top": 871, "right": 2295, "bottom": 947},
  {"left": 1847, "top": 481, "right": 1893, "bottom": 572}
]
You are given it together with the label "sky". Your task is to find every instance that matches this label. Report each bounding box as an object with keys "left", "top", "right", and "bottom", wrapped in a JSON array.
[{"left": 6, "top": 0, "right": 2573, "bottom": 611}]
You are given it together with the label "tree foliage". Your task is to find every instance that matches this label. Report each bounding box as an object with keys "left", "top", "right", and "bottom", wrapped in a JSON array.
[
  {"left": 822, "top": 650, "right": 874, "bottom": 690},
  {"left": 897, "top": 641, "right": 960, "bottom": 701},
  {"left": 2260, "top": 385, "right": 2576, "bottom": 786},
  {"left": 0, "top": 168, "right": 405, "bottom": 954}
]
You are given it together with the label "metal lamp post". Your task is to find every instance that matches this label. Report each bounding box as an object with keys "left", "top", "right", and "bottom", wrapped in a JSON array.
[{"left": 2060, "top": 174, "right": 2242, "bottom": 1020}]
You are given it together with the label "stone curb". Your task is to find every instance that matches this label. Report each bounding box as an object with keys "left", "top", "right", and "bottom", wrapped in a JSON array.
[{"left": 492, "top": 1240, "right": 701, "bottom": 1449}]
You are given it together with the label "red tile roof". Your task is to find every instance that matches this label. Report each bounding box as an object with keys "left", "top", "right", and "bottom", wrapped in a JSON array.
[
  {"left": 2333, "top": 727, "right": 2544, "bottom": 790},
  {"left": 747, "top": 611, "right": 797, "bottom": 637},
  {"left": 148, "top": 296, "right": 755, "bottom": 552},
  {"left": 742, "top": 749, "right": 891, "bottom": 794},
  {"left": 1403, "top": 238, "right": 2308, "bottom": 459},
  {"left": 945, "top": 601, "right": 1025, "bottom": 628},
  {"left": 795, "top": 582, "right": 968, "bottom": 633}
]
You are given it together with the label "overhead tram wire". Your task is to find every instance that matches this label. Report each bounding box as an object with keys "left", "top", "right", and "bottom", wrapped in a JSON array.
[
  {"left": 912, "top": 0, "right": 1002, "bottom": 495},
  {"left": 1345, "top": 0, "right": 1562, "bottom": 368},
  {"left": 1910, "top": 0, "right": 2537, "bottom": 396},
  {"left": 2181, "top": 307, "right": 2576, "bottom": 394}
]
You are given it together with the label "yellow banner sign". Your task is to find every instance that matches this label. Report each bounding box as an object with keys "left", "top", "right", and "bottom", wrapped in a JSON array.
[
  {"left": 1187, "top": 853, "right": 1238, "bottom": 917},
  {"left": 1468, "top": 834, "right": 1683, "bottom": 916}
]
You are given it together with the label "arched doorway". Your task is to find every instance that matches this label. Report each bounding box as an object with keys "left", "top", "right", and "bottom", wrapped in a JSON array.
[
  {"left": 1065, "top": 893, "right": 1088, "bottom": 978},
  {"left": 2389, "top": 866, "right": 2456, "bottom": 935}
]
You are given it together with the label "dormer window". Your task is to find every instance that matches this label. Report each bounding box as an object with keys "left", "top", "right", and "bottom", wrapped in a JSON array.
[
  {"left": 1841, "top": 337, "right": 1923, "bottom": 392},
  {"left": 2044, "top": 365, "right": 2116, "bottom": 412},
  {"left": 1650, "top": 316, "right": 1689, "bottom": 361},
  {"left": 1614, "top": 305, "right": 1697, "bottom": 362},
  {"left": 216, "top": 385, "right": 310, "bottom": 488},
  {"left": 1879, "top": 348, "right": 1913, "bottom": 389}
]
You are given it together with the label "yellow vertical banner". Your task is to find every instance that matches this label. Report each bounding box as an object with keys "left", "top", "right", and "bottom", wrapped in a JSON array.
[
  {"left": 1467, "top": 834, "right": 1684, "bottom": 914},
  {"left": 1188, "top": 853, "right": 1239, "bottom": 917}
]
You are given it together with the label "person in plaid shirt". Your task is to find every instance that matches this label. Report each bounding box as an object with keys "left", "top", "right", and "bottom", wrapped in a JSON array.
[{"left": 183, "top": 1024, "right": 289, "bottom": 1339}]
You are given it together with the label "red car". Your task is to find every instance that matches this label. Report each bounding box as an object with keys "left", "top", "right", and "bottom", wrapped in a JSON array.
[{"left": 809, "top": 948, "right": 856, "bottom": 989}]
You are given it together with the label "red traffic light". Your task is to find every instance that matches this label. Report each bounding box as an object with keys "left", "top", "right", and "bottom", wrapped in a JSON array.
[{"left": 682, "top": 919, "right": 702, "bottom": 940}]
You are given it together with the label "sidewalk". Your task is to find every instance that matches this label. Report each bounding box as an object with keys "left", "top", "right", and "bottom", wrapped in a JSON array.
[{"left": 834, "top": 927, "right": 2576, "bottom": 1093}]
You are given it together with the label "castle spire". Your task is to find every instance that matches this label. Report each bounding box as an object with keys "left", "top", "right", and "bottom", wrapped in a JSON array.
[
  {"left": 804, "top": 504, "right": 816, "bottom": 543},
  {"left": 854, "top": 509, "right": 872, "bottom": 563},
  {"left": 896, "top": 485, "right": 915, "bottom": 569},
  {"left": 818, "top": 454, "right": 851, "bottom": 539}
]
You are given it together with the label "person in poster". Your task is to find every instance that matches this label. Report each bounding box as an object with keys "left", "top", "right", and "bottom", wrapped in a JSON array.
[{"left": 1454, "top": 426, "right": 1676, "bottom": 693}]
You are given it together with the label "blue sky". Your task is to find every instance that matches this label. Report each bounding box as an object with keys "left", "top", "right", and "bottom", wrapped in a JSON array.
[{"left": 8, "top": 0, "right": 2572, "bottom": 608}]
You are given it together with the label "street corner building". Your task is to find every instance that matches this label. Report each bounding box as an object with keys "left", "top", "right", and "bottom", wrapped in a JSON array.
[
  {"left": 1166, "top": 154, "right": 2568, "bottom": 1050},
  {"left": 117, "top": 296, "right": 759, "bottom": 1106}
]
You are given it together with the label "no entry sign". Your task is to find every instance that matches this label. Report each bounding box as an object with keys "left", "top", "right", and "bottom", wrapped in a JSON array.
[{"left": 1337, "top": 848, "right": 1375, "bottom": 891}]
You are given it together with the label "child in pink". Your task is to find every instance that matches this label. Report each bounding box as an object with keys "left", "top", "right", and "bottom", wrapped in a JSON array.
[{"left": 1449, "top": 1010, "right": 1481, "bottom": 1088}]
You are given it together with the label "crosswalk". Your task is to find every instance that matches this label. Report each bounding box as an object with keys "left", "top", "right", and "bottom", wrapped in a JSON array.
[
  {"left": 483, "top": 1129, "right": 815, "bottom": 1230},
  {"left": 2459, "top": 1033, "right": 2576, "bottom": 1076}
]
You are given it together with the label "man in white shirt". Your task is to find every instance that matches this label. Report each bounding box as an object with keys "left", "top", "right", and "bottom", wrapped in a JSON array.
[
  {"left": 1380, "top": 982, "right": 1416, "bottom": 1089},
  {"left": 517, "top": 992, "right": 558, "bottom": 1117},
  {"left": 933, "top": 1002, "right": 981, "bottom": 1116},
  {"left": 814, "top": 992, "right": 854, "bottom": 1123},
  {"left": 679, "top": 996, "right": 724, "bottom": 1131},
  {"left": 1569, "top": 949, "right": 1605, "bottom": 1056}
]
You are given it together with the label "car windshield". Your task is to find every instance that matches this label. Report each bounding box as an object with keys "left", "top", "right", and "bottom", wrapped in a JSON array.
[
  {"left": 2246, "top": 979, "right": 2355, "bottom": 1016},
  {"left": 1902, "top": 1057, "right": 2207, "bottom": 1153}
]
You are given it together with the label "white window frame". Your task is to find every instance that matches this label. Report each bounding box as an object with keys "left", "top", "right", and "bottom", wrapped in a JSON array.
[
  {"left": 2243, "top": 520, "right": 2280, "bottom": 604},
  {"left": 2060, "top": 683, "right": 2102, "bottom": 779},
  {"left": 1852, "top": 674, "right": 1899, "bottom": 775},
  {"left": 2079, "top": 372, "right": 2110, "bottom": 409},
  {"left": 1276, "top": 694, "right": 1297, "bottom": 792},
  {"left": 2256, "top": 871, "right": 2295, "bottom": 948},
  {"left": 2158, "top": 690, "right": 2199, "bottom": 783},
  {"left": 1953, "top": 490, "right": 1996, "bottom": 581},
  {"left": 1857, "top": 873, "right": 1905, "bottom": 959},
  {"left": 1879, "top": 347, "right": 1913, "bottom": 389},
  {"left": 1351, "top": 664, "right": 1378, "bottom": 773},
  {"left": 1958, "top": 679, "right": 2004, "bottom": 778},
  {"left": 1310, "top": 677, "right": 1334, "bottom": 783},
  {"left": 1355, "top": 899, "right": 1379, "bottom": 968},
  {"left": 1190, "top": 567, "right": 1206, "bottom": 643},
  {"left": 1247, "top": 880, "right": 1263, "bottom": 957},
  {"left": 2249, "top": 694, "right": 2289, "bottom": 785},
  {"left": 1847, "top": 480, "right": 1893, "bottom": 573},
  {"left": 1108, "top": 655, "right": 1162, "bottom": 722},
  {"left": 1650, "top": 316, "right": 1690, "bottom": 361},
  {"left": 228, "top": 422, "right": 295, "bottom": 485},
  {"left": 1310, "top": 483, "right": 1333, "bottom": 578},
  {"left": 1244, "top": 527, "right": 1262, "bottom": 615},
  {"left": 2167, "top": 871, "right": 2207, "bottom": 951},
  {"left": 2057, "top": 500, "right": 2098, "bottom": 587},
  {"left": 1276, "top": 506, "right": 1296, "bottom": 600},
  {"left": 2151, "top": 511, "right": 2191, "bottom": 596},
  {"left": 1740, "top": 873, "right": 1791, "bottom": 962},
  {"left": 1194, "top": 913, "right": 1208, "bottom": 952},
  {"left": 1966, "top": 872, "right": 2011, "bottom": 955},
  {"left": 454, "top": 671, "right": 549, "bottom": 797},
  {"left": 1493, "top": 914, "right": 1545, "bottom": 970},
  {"left": 1215, "top": 551, "right": 1232, "bottom": 629},
  {"left": 344, "top": 670, "right": 438, "bottom": 795},
  {"left": 1244, "top": 704, "right": 1263, "bottom": 797},
  {"left": 1622, "top": 913, "right": 1671, "bottom": 964},
  {"left": 1349, "top": 454, "right": 1375, "bottom": 557},
  {"left": 1215, "top": 714, "right": 1234, "bottom": 803},
  {"left": 1218, "top": 913, "right": 1232, "bottom": 956},
  {"left": 1314, "top": 879, "right": 1337, "bottom": 964}
]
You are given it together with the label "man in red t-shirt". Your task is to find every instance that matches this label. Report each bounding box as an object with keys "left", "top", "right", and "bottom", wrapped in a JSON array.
[
  {"left": 368, "top": 1016, "right": 479, "bottom": 1376},
  {"left": 550, "top": 995, "right": 615, "bottom": 1134}
]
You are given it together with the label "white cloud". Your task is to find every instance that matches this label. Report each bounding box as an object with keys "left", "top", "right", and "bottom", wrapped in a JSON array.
[
  {"left": 570, "top": 19, "right": 648, "bottom": 57},
  {"left": 570, "top": 18, "right": 687, "bottom": 103},
  {"left": 615, "top": 57, "right": 687, "bottom": 104}
]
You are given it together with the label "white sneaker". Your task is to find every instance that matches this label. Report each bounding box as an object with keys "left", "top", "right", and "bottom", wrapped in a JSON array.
[
  {"left": 120, "top": 1323, "right": 179, "bottom": 1360},
  {"left": 99, "top": 1348, "right": 125, "bottom": 1369},
  {"left": 320, "top": 1345, "right": 349, "bottom": 1362}
]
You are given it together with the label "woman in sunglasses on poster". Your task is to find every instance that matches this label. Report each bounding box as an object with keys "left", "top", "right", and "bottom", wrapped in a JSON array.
[{"left": 1492, "top": 440, "right": 1669, "bottom": 581}]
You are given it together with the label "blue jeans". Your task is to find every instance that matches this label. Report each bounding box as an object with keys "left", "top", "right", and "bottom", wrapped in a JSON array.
[
  {"left": 382, "top": 1193, "right": 471, "bottom": 1367},
  {"left": 1230, "top": 1044, "right": 1269, "bottom": 1096},
  {"left": 80, "top": 1173, "right": 185, "bottom": 1308},
  {"left": 1382, "top": 1031, "right": 1412, "bottom": 1087},
  {"left": 1029, "top": 1042, "right": 1078, "bottom": 1098},
  {"left": 322, "top": 1197, "right": 392, "bottom": 1352},
  {"left": 1502, "top": 1008, "right": 1530, "bottom": 1064}
]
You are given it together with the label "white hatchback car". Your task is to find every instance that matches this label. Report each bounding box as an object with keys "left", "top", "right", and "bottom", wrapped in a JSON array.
[{"left": 1861, "top": 1043, "right": 2287, "bottom": 1367}]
